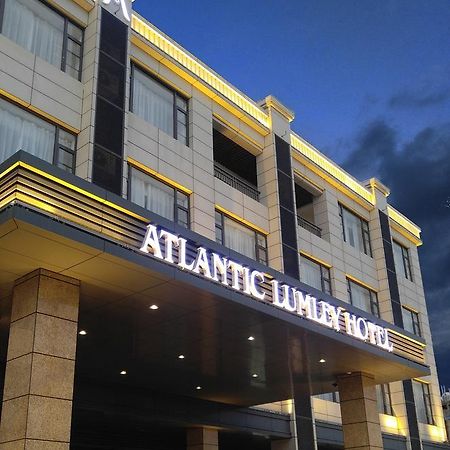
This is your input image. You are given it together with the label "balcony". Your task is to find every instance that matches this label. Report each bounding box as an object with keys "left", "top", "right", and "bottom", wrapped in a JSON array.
[
  {"left": 214, "top": 162, "right": 260, "bottom": 201},
  {"left": 297, "top": 215, "right": 322, "bottom": 237}
]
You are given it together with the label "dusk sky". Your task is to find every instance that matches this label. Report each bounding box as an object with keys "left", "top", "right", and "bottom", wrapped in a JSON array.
[{"left": 134, "top": 1, "right": 450, "bottom": 387}]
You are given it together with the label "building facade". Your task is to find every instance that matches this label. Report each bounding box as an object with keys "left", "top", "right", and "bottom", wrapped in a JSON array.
[{"left": 0, "top": 1, "right": 448, "bottom": 449}]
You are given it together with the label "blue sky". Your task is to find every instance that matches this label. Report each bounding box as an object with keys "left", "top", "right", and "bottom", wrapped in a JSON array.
[{"left": 134, "top": 1, "right": 450, "bottom": 387}]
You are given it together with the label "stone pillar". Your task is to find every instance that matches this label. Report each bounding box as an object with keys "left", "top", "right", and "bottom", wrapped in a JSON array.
[
  {"left": 338, "top": 372, "right": 383, "bottom": 450},
  {"left": 187, "top": 428, "right": 219, "bottom": 450},
  {"left": 0, "top": 269, "right": 80, "bottom": 449}
]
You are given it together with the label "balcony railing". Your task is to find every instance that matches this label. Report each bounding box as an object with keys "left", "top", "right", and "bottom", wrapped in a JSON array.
[
  {"left": 214, "top": 162, "right": 260, "bottom": 201},
  {"left": 297, "top": 215, "right": 322, "bottom": 237}
]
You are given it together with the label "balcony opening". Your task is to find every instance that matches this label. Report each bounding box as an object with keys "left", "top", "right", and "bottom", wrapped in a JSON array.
[
  {"left": 213, "top": 126, "right": 259, "bottom": 201},
  {"left": 295, "top": 181, "right": 322, "bottom": 237}
]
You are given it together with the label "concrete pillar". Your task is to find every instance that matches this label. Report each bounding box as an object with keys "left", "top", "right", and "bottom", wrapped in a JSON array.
[
  {"left": 338, "top": 372, "right": 383, "bottom": 450},
  {"left": 0, "top": 269, "right": 80, "bottom": 449},
  {"left": 187, "top": 428, "right": 219, "bottom": 450}
]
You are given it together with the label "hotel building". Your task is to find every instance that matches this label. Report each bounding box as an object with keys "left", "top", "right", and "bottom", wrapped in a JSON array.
[{"left": 0, "top": 1, "right": 448, "bottom": 449}]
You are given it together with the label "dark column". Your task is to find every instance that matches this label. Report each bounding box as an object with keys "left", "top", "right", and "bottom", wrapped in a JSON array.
[
  {"left": 294, "top": 389, "right": 317, "bottom": 450},
  {"left": 378, "top": 210, "right": 422, "bottom": 450},
  {"left": 92, "top": 8, "right": 128, "bottom": 195},
  {"left": 274, "top": 135, "right": 299, "bottom": 280}
]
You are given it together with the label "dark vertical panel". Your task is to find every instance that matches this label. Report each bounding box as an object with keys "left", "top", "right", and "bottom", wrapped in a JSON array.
[
  {"left": 379, "top": 210, "right": 421, "bottom": 449},
  {"left": 275, "top": 135, "right": 300, "bottom": 280},
  {"left": 0, "top": 294, "right": 12, "bottom": 418},
  {"left": 294, "top": 391, "right": 317, "bottom": 450},
  {"left": 92, "top": 8, "right": 127, "bottom": 195}
]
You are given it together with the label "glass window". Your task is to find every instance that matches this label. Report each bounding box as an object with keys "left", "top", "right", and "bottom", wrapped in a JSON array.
[
  {"left": 1, "top": 0, "right": 83, "bottom": 79},
  {"left": 393, "top": 241, "right": 413, "bottom": 281},
  {"left": 339, "top": 204, "right": 372, "bottom": 256},
  {"left": 215, "top": 211, "right": 267, "bottom": 264},
  {"left": 300, "top": 255, "right": 332, "bottom": 295},
  {"left": 402, "top": 307, "right": 421, "bottom": 337},
  {"left": 315, "top": 392, "right": 340, "bottom": 403},
  {"left": 376, "top": 384, "right": 393, "bottom": 415},
  {"left": 0, "top": 98, "right": 76, "bottom": 171},
  {"left": 347, "top": 278, "right": 380, "bottom": 317},
  {"left": 131, "top": 66, "right": 189, "bottom": 145},
  {"left": 413, "top": 380, "right": 434, "bottom": 424},
  {"left": 129, "top": 166, "right": 190, "bottom": 228}
]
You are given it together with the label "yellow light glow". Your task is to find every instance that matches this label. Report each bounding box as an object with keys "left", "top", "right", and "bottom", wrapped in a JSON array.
[
  {"left": 346, "top": 274, "right": 377, "bottom": 292},
  {"left": 300, "top": 251, "right": 332, "bottom": 268},
  {"left": 388, "top": 329, "right": 426, "bottom": 348},
  {"left": 387, "top": 206, "right": 422, "bottom": 243},
  {"left": 380, "top": 414, "right": 399, "bottom": 431},
  {"left": 215, "top": 204, "right": 268, "bottom": 236},
  {"left": 0, "top": 89, "right": 80, "bottom": 134},
  {"left": 127, "top": 157, "right": 192, "bottom": 194},
  {"left": 291, "top": 133, "right": 376, "bottom": 205},
  {"left": 131, "top": 14, "right": 270, "bottom": 129}
]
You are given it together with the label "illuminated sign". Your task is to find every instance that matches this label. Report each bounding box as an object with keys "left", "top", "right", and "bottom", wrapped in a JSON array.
[
  {"left": 99, "top": 0, "right": 133, "bottom": 23},
  {"left": 140, "top": 224, "right": 393, "bottom": 352}
]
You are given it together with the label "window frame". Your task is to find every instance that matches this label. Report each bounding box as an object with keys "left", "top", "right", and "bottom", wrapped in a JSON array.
[
  {"left": 413, "top": 380, "right": 434, "bottom": 425},
  {"left": 347, "top": 278, "right": 380, "bottom": 317},
  {"left": 130, "top": 63, "right": 189, "bottom": 146},
  {"left": 215, "top": 210, "right": 268, "bottom": 265},
  {"left": 127, "top": 165, "right": 190, "bottom": 229},
  {"left": 377, "top": 384, "right": 393, "bottom": 415},
  {"left": 339, "top": 203, "right": 372, "bottom": 256},
  {"left": 0, "top": 96, "right": 77, "bottom": 171},
  {"left": 299, "top": 254, "right": 332, "bottom": 295},
  {"left": 393, "top": 240, "right": 413, "bottom": 281},
  {"left": 402, "top": 306, "right": 422, "bottom": 337},
  {"left": 0, "top": 0, "right": 84, "bottom": 80}
]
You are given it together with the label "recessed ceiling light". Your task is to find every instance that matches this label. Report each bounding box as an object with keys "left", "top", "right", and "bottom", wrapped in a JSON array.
[
  {"left": 178, "top": 354, "right": 185, "bottom": 359},
  {"left": 248, "top": 336, "right": 255, "bottom": 341},
  {"left": 319, "top": 358, "right": 326, "bottom": 363},
  {"left": 120, "top": 370, "right": 127, "bottom": 375},
  {"left": 79, "top": 330, "right": 87, "bottom": 336},
  {"left": 252, "top": 373, "right": 258, "bottom": 378},
  {"left": 149, "top": 304, "right": 159, "bottom": 310},
  {"left": 347, "top": 371, "right": 352, "bottom": 375},
  {"left": 196, "top": 386, "right": 202, "bottom": 390}
]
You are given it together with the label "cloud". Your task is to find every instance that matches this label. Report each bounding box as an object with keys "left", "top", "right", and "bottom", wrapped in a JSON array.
[
  {"left": 388, "top": 87, "right": 450, "bottom": 109},
  {"left": 342, "top": 120, "right": 450, "bottom": 385}
]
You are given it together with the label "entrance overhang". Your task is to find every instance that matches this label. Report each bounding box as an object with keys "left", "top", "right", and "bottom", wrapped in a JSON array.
[{"left": 0, "top": 152, "right": 429, "bottom": 407}]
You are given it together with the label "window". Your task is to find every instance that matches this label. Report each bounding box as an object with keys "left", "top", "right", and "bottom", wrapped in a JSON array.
[
  {"left": 299, "top": 255, "right": 331, "bottom": 295},
  {"left": 376, "top": 384, "right": 393, "bottom": 415},
  {"left": 0, "top": 98, "right": 76, "bottom": 171},
  {"left": 131, "top": 65, "right": 188, "bottom": 146},
  {"left": 393, "top": 241, "right": 413, "bottom": 281},
  {"left": 347, "top": 278, "right": 380, "bottom": 317},
  {"left": 315, "top": 392, "right": 339, "bottom": 403},
  {"left": 402, "top": 307, "right": 421, "bottom": 337},
  {"left": 339, "top": 204, "right": 372, "bottom": 256},
  {"left": 129, "top": 166, "right": 189, "bottom": 228},
  {"left": 413, "top": 380, "right": 434, "bottom": 424},
  {"left": 215, "top": 211, "right": 267, "bottom": 264},
  {"left": 0, "top": 0, "right": 83, "bottom": 80}
]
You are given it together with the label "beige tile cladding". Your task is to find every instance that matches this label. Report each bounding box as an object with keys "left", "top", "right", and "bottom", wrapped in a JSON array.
[
  {"left": 338, "top": 372, "right": 383, "bottom": 450},
  {"left": 0, "top": 269, "right": 80, "bottom": 448},
  {"left": 186, "top": 428, "right": 219, "bottom": 450}
]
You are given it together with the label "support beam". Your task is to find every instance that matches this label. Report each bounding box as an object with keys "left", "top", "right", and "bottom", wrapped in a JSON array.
[
  {"left": 0, "top": 269, "right": 80, "bottom": 449},
  {"left": 338, "top": 372, "right": 383, "bottom": 450},
  {"left": 187, "top": 428, "right": 219, "bottom": 450}
]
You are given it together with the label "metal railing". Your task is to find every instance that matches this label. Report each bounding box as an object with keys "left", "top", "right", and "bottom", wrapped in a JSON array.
[
  {"left": 214, "top": 162, "right": 260, "bottom": 201},
  {"left": 297, "top": 215, "right": 322, "bottom": 237}
]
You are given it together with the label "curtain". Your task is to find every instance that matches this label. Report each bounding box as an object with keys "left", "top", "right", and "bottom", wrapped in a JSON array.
[
  {"left": 133, "top": 69, "right": 173, "bottom": 136},
  {"left": 0, "top": 99, "right": 55, "bottom": 164},
  {"left": 412, "top": 381, "right": 427, "bottom": 423},
  {"left": 3, "top": 0, "right": 64, "bottom": 69},
  {"left": 224, "top": 217, "right": 256, "bottom": 259},
  {"left": 350, "top": 282, "right": 371, "bottom": 313},
  {"left": 343, "top": 208, "right": 364, "bottom": 252},
  {"left": 130, "top": 169, "right": 174, "bottom": 220},
  {"left": 300, "top": 257, "right": 322, "bottom": 291}
]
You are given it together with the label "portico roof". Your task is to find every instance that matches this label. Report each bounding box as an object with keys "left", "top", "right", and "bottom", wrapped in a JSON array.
[{"left": 0, "top": 152, "right": 428, "bottom": 407}]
